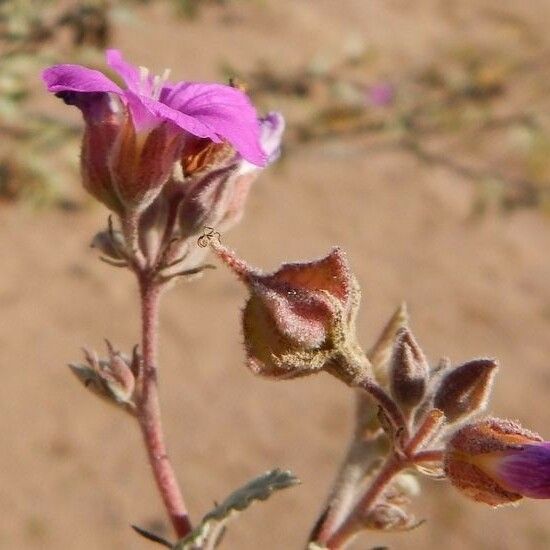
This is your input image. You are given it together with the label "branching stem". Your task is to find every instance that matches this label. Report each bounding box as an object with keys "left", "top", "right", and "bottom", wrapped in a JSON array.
[{"left": 315, "top": 409, "right": 444, "bottom": 549}]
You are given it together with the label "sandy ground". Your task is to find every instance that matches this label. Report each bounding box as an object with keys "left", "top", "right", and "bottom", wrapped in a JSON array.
[{"left": 1, "top": 1, "right": 550, "bottom": 549}]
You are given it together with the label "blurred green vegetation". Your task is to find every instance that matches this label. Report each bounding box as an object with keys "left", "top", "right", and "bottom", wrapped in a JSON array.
[
  {"left": 1, "top": 0, "right": 550, "bottom": 215},
  {"left": 0, "top": 0, "right": 264, "bottom": 208}
]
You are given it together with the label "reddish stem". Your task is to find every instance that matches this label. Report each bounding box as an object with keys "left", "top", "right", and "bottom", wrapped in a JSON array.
[
  {"left": 405, "top": 408, "right": 444, "bottom": 455},
  {"left": 320, "top": 410, "right": 446, "bottom": 548},
  {"left": 412, "top": 449, "right": 444, "bottom": 463},
  {"left": 137, "top": 277, "right": 192, "bottom": 539},
  {"left": 324, "top": 454, "right": 403, "bottom": 549}
]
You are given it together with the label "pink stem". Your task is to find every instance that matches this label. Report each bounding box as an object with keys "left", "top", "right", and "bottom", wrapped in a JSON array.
[{"left": 137, "top": 277, "right": 192, "bottom": 539}]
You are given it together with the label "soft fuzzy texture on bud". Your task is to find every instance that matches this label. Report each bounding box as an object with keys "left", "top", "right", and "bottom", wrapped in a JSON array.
[
  {"left": 433, "top": 358, "right": 497, "bottom": 423},
  {"left": 69, "top": 342, "right": 137, "bottom": 414},
  {"left": 368, "top": 302, "right": 408, "bottom": 384},
  {"left": 444, "top": 418, "right": 549, "bottom": 506},
  {"left": 212, "top": 242, "right": 364, "bottom": 381},
  {"left": 108, "top": 114, "right": 183, "bottom": 211},
  {"left": 389, "top": 328, "right": 429, "bottom": 411},
  {"left": 178, "top": 113, "right": 285, "bottom": 239}
]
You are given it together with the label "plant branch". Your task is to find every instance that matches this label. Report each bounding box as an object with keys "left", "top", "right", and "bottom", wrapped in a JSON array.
[{"left": 323, "top": 453, "right": 403, "bottom": 549}]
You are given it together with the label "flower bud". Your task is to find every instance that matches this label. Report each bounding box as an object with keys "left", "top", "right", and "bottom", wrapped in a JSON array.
[
  {"left": 362, "top": 503, "right": 420, "bottom": 532},
  {"left": 368, "top": 302, "right": 408, "bottom": 383},
  {"left": 76, "top": 93, "right": 125, "bottom": 213},
  {"left": 444, "top": 418, "right": 549, "bottom": 506},
  {"left": 178, "top": 113, "right": 285, "bottom": 239},
  {"left": 212, "top": 243, "right": 365, "bottom": 382},
  {"left": 69, "top": 342, "right": 137, "bottom": 414},
  {"left": 109, "top": 115, "right": 183, "bottom": 212},
  {"left": 61, "top": 90, "right": 183, "bottom": 214},
  {"left": 91, "top": 227, "right": 127, "bottom": 261},
  {"left": 433, "top": 358, "right": 498, "bottom": 423},
  {"left": 389, "top": 328, "right": 429, "bottom": 411}
]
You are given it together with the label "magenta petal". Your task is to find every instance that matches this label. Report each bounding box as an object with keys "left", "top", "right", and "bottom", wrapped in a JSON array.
[
  {"left": 42, "top": 64, "right": 122, "bottom": 95},
  {"left": 105, "top": 49, "right": 142, "bottom": 93},
  {"left": 499, "top": 442, "right": 550, "bottom": 498},
  {"left": 164, "top": 83, "right": 267, "bottom": 166},
  {"left": 124, "top": 90, "right": 220, "bottom": 137}
]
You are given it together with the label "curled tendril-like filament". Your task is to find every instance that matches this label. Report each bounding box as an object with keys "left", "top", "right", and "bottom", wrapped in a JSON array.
[{"left": 197, "top": 226, "right": 221, "bottom": 248}]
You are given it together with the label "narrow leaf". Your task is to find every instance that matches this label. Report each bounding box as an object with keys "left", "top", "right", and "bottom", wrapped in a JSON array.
[{"left": 173, "top": 469, "right": 300, "bottom": 549}]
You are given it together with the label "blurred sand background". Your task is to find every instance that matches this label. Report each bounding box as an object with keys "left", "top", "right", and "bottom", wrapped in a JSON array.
[{"left": 1, "top": 1, "right": 550, "bottom": 548}]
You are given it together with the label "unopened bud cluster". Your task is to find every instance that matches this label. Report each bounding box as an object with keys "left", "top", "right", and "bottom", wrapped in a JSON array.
[
  {"left": 211, "top": 242, "right": 550, "bottom": 527},
  {"left": 69, "top": 341, "right": 139, "bottom": 414}
]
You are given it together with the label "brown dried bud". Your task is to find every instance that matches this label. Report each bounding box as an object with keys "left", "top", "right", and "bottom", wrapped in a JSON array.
[
  {"left": 444, "top": 418, "right": 545, "bottom": 506},
  {"left": 212, "top": 242, "right": 366, "bottom": 382},
  {"left": 362, "top": 502, "right": 421, "bottom": 532},
  {"left": 433, "top": 358, "right": 498, "bottom": 423},
  {"left": 389, "top": 328, "right": 429, "bottom": 411},
  {"left": 181, "top": 138, "right": 234, "bottom": 178},
  {"left": 69, "top": 341, "right": 137, "bottom": 414}
]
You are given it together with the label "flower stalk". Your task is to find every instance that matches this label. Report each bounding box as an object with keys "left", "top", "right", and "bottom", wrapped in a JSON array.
[
  {"left": 137, "top": 275, "right": 192, "bottom": 539},
  {"left": 320, "top": 409, "right": 443, "bottom": 549}
]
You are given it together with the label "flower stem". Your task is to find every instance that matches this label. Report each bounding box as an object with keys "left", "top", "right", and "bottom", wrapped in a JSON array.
[
  {"left": 137, "top": 276, "right": 192, "bottom": 539},
  {"left": 324, "top": 454, "right": 403, "bottom": 549}
]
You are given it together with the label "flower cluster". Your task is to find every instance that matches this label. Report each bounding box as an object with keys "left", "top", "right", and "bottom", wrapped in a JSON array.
[
  {"left": 43, "top": 50, "right": 284, "bottom": 277},
  {"left": 47, "top": 50, "right": 549, "bottom": 550},
  {"left": 208, "top": 242, "right": 550, "bottom": 547}
]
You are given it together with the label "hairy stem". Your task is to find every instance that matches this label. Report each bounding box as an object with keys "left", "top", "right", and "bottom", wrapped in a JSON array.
[
  {"left": 309, "top": 391, "right": 383, "bottom": 545},
  {"left": 324, "top": 454, "right": 403, "bottom": 549},
  {"left": 137, "top": 276, "right": 192, "bottom": 539}
]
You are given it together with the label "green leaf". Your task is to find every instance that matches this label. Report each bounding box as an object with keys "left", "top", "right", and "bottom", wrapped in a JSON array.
[{"left": 173, "top": 469, "right": 300, "bottom": 549}]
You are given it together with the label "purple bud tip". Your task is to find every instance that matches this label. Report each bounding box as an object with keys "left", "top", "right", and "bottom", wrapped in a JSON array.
[{"left": 498, "top": 442, "right": 550, "bottom": 499}]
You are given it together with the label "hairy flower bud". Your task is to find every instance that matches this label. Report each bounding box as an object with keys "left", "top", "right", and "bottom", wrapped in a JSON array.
[
  {"left": 444, "top": 418, "right": 550, "bottom": 506},
  {"left": 69, "top": 342, "right": 138, "bottom": 414},
  {"left": 389, "top": 328, "right": 429, "bottom": 411},
  {"left": 368, "top": 302, "right": 409, "bottom": 384},
  {"left": 212, "top": 243, "right": 366, "bottom": 382},
  {"left": 78, "top": 94, "right": 125, "bottom": 213},
  {"left": 109, "top": 115, "right": 183, "bottom": 211},
  {"left": 433, "top": 358, "right": 498, "bottom": 423},
  {"left": 179, "top": 113, "right": 285, "bottom": 239}
]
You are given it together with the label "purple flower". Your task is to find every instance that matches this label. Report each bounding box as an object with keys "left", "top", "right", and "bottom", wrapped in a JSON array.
[
  {"left": 367, "top": 83, "right": 395, "bottom": 108},
  {"left": 494, "top": 441, "right": 550, "bottom": 499},
  {"left": 444, "top": 418, "right": 550, "bottom": 506},
  {"left": 43, "top": 49, "right": 266, "bottom": 166},
  {"left": 42, "top": 50, "right": 272, "bottom": 212}
]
